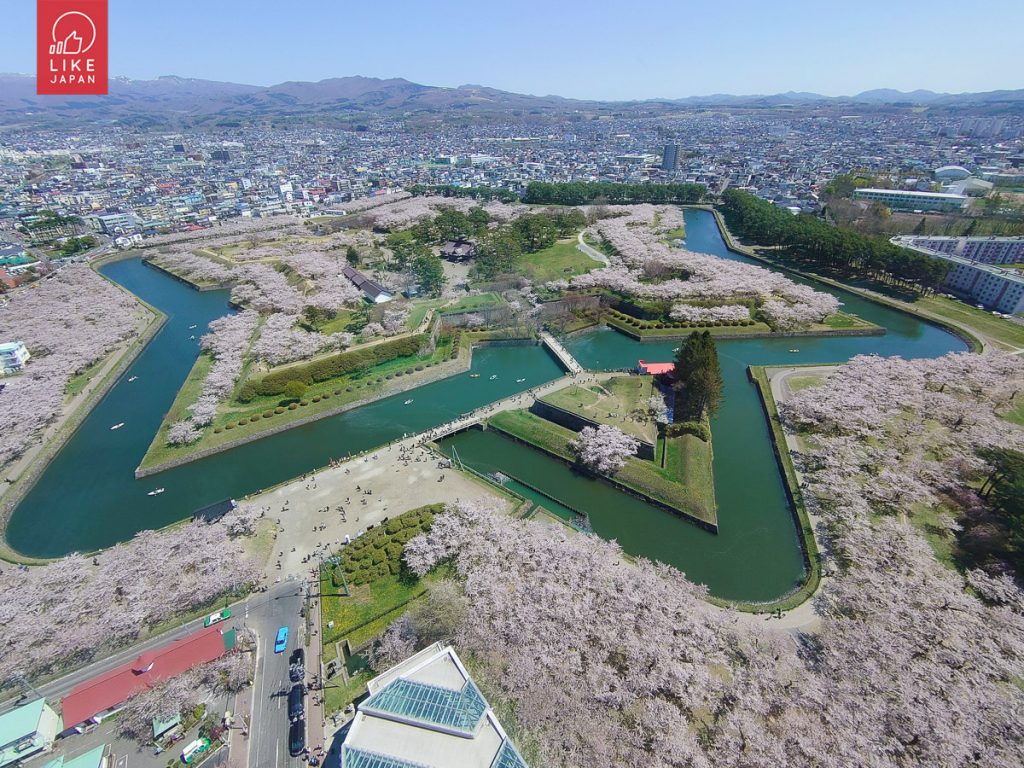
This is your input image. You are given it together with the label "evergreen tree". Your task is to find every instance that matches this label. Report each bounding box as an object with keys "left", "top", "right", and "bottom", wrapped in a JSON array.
[{"left": 672, "top": 331, "right": 723, "bottom": 419}]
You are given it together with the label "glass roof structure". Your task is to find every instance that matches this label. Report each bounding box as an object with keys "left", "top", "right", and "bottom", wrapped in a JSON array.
[
  {"left": 342, "top": 748, "right": 427, "bottom": 768},
  {"left": 490, "top": 740, "right": 529, "bottom": 768},
  {"left": 361, "top": 678, "right": 488, "bottom": 736}
]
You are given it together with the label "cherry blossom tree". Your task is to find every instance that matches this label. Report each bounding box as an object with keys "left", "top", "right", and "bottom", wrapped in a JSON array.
[
  {"left": 570, "top": 424, "right": 640, "bottom": 474},
  {"left": 0, "top": 505, "right": 264, "bottom": 680},
  {"left": 0, "top": 265, "right": 143, "bottom": 467}
]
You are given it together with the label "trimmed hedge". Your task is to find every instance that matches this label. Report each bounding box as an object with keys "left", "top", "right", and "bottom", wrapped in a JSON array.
[
  {"left": 239, "top": 334, "right": 426, "bottom": 401},
  {"left": 329, "top": 504, "right": 440, "bottom": 586}
]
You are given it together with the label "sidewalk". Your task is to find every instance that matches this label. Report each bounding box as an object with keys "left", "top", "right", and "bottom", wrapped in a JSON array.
[
  {"left": 307, "top": 572, "right": 326, "bottom": 755},
  {"left": 225, "top": 682, "right": 253, "bottom": 768}
]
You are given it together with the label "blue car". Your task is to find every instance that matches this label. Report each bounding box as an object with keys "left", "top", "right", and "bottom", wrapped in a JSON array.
[{"left": 274, "top": 626, "right": 289, "bottom": 654}]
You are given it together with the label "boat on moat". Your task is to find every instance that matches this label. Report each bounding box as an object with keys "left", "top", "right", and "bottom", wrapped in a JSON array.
[
  {"left": 404, "top": 399, "right": 414, "bottom": 405},
  {"left": 110, "top": 422, "right": 125, "bottom": 430},
  {"left": 147, "top": 488, "right": 165, "bottom": 496},
  {"left": 127, "top": 376, "right": 138, "bottom": 382}
]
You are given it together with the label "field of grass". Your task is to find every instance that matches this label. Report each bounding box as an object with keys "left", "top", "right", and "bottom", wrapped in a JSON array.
[
  {"left": 914, "top": 294, "right": 1024, "bottom": 351},
  {"left": 604, "top": 312, "right": 774, "bottom": 338},
  {"left": 446, "top": 292, "right": 506, "bottom": 313},
  {"left": 820, "top": 311, "right": 878, "bottom": 330},
  {"left": 488, "top": 409, "right": 717, "bottom": 526},
  {"left": 406, "top": 298, "right": 447, "bottom": 330},
  {"left": 518, "top": 238, "right": 602, "bottom": 283},
  {"left": 139, "top": 335, "right": 460, "bottom": 470},
  {"left": 541, "top": 376, "right": 658, "bottom": 443},
  {"left": 64, "top": 355, "right": 110, "bottom": 399},
  {"left": 786, "top": 374, "right": 827, "bottom": 393},
  {"left": 1003, "top": 398, "right": 1024, "bottom": 427}
]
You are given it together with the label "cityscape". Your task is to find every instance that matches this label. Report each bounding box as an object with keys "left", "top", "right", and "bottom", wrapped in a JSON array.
[{"left": 1, "top": 3, "right": 1023, "bottom": 768}]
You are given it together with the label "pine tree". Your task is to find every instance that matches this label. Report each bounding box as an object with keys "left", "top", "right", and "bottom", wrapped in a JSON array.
[{"left": 672, "top": 331, "right": 723, "bottom": 420}]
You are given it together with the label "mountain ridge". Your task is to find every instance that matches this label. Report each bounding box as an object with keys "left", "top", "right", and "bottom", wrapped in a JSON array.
[{"left": 2, "top": 73, "right": 1022, "bottom": 125}]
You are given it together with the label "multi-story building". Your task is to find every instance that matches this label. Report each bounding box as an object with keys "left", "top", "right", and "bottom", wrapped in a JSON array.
[
  {"left": 853, "top": 188, "right": 969, "bottom": 212},
  {"left": 894, "top": 237, "right": 1024, "bottom": 315},
  {"left": 662, "top": 144, "right": 679, "bottom": 172},
  {"left": 902, "top": 236, "right": 1024, "bottom": 265},
  {"left": 0, "top": 341, "right": 31, "bottom": 374}
]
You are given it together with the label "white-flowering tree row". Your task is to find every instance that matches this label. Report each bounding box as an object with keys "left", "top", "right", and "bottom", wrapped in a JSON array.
[
  {"left": 0, "top": 505, "right": 264, "bottom": 679},
  {"left": 168, "top": 311, "right": 259, "bottom": 445},
  {"left": 565, "top": 207, "right": 840, "bottom": 330},
  {"left": 0, "top": 265, "right": 143, "bottom": 468},
  {"left": 361, "top": 195, "right": 527, "bottom": 230},
  {"left": 383, "top": 353, "right": 1024, "bottom": 768}
]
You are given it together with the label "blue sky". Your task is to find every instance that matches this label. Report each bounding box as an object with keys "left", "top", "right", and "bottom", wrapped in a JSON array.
[{"left": 5, "top": 0, "right": 1023, "bottom": 99}]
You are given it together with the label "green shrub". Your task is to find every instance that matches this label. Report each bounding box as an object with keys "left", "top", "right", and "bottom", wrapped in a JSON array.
[
  {"left": 312, "top": 395, "right": 321, "bottom": 402},
  {"left": 665, "top": 421, "right": 711, "bottom": 441},
  {"left": 263, "top": 410, "right": 274, "bottom": 418},
  {"left": 214, "top": 427, "right": 223, "bottom": 434},
  {"left": 334, "top": 389, "right": 342, "bottom": 395},
  {"left": 288, "top": 403, "right": 298, "bottom": 410},
  {"left": 405, "top": 368, "right": 414, "bottom": 375},
  {"left": 275, "top": 407, "right": 285, "bottom": 414},
  {"left": 415, "top": 365, "right": 423, "bottom": 371},
  {"left": 248, "top": 334, "right": 426, "bottom": 397},
  {"left": 299, "top": 400, "right": 309, "bottom": 407},
  {"left": 385, "top": 518, "right": 403, "bottom": 535},
  {"left": 225, "top": 423, "right": 235, "bottom": 430}
]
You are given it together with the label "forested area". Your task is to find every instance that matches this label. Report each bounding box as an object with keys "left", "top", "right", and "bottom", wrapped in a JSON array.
[
  {"left": 720, "top": 190, "right": 950, "bottom": 292},
  {"left": 524, "top": 181, "right": 707, "bottom": 206}
]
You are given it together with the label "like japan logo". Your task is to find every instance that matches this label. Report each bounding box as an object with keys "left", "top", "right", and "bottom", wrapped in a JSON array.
[{"left": 37, "top": 0, "right": 108, "bottom": 95}]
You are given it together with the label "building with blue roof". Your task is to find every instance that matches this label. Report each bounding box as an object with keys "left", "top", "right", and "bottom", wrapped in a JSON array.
[{"left": 0, "top": 699, "right": 60, "bottom": 768}]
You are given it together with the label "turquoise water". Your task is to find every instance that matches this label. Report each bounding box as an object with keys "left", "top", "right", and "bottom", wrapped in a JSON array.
[
  {"left": 6, "top": 211, "right": 966, "bottom": 603},
  {"left": 443, "top": 209, "right": 967, "bottom": 600}
]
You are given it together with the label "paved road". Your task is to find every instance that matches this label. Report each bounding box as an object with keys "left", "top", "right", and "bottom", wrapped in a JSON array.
[
  {"left": 247, "top": 580, "right": 306, "bottom": 768},
  {"left": 576, "top": 229, "right": 609, "bottom": 266}
]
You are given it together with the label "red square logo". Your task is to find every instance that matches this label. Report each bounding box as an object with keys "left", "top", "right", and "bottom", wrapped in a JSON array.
[{"left": 37, "top": 0, "right": 108, "bottom": 95}]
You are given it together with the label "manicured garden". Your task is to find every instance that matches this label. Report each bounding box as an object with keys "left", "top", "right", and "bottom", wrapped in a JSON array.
[{"left": 319, "top": 505, "right": 442, "bottom": 714}]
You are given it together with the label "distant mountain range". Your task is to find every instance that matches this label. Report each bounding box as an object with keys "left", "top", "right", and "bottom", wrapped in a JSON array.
[{"left": 1, "top": 73, "right": 1022, "bottom": 126}]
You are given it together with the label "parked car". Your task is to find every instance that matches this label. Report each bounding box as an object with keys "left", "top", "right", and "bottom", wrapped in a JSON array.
[
  {"left": 289, "top": 648, "right": 305, "bottom": 682},
  {"left": 288, "top": 684, "right": 305, "bottom": 721},
  {"left": 204, "top": 608, "right": 231, "bottom": 627},
  {"left": 274, "top": 626, "right": 289, "bottom": 654},
  {"left": 288, "top": 720, "right": 306, "bottom": 757}
]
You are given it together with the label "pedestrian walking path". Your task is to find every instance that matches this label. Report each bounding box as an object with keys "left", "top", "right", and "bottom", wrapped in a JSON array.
[{"left": 539, "top": 331, "right": 584, "bottom": 375}]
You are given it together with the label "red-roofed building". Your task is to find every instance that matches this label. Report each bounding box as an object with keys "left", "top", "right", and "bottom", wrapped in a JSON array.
[
  {"left": 61, "top": 627, "right": 234, "bottom": 729},
  {"left": 637, "top": 360, "right": 675, "bottom": 376}
]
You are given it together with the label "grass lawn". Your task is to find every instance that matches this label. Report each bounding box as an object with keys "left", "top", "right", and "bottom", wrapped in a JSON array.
[
  {"left": 605, "top": 313, "right": 774, "bottom": 338},
  {"left": 541, "top": 376, "right": 658, "bottom": 443},
  {"left": 447, "top": 292, "right": 506, "bottom": 313},
  {"left": 1003, "top": 398, "right": 1024, "bottom": 427},
  {"left": 583, "top": 231, "right": 617, "bottom": 257},
  {"left": 321, "top": 575, "right": 426, "bottom": 648},
  {"left": 65, "top": 355, "right": 110, "bottom": 399},
  {"left": 819, "top": 311, "right": 879, "bottom": 331},
  {"left": 787, "top": 374, "right": 826, "bottom": 393},
  {"left": 518, "top": 237, "right": 602, "bottom": 283},
  {"left": 139, "top": 336, "right": 459, "bottom": 470},
  {"left": 914, "top": 295, "right": 1024, "bottom": 351},
  {"left": 488, "top": 409, "right": 717, "bottom": 526},
  {"left": 315, "top": 309, "right": 357, "bottom": 335},
  {"left": 661, "top": 226, "right": 686, "bottom": 241},
  {"left": 406, "top": 298, "right": 447, "bottom": 330}
]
